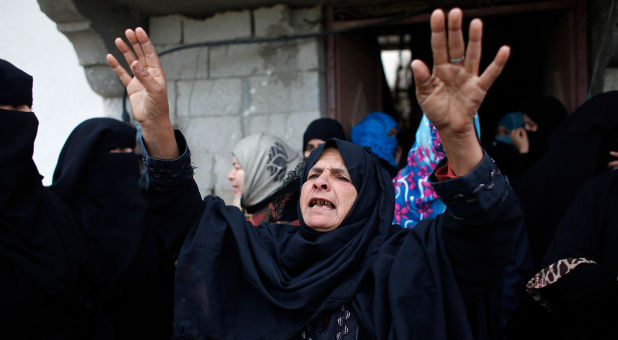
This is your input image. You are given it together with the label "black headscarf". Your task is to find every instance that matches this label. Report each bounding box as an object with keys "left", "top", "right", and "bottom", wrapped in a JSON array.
[
  {"left": 517, "top": 91, "right": 618, "bottom": 267},
  {"left": 0, "top": 59, "right": 33, "bottom": 107},
  {"left": 0, "top": 109, "right": 92, "bottom": 337},
  {"left": 173, "top": 138, "right": 476, "bottom": 339},
  {"left": 302, "top": 118, "right": 346, "bottom": 151},
  {"left": 50, "top": 118, "right": 174, "bottom": 339}
]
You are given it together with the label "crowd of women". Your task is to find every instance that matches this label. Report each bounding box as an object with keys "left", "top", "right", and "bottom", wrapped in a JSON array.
[{"left": 1, "top": 6, "right": 617, "bottom": 340}]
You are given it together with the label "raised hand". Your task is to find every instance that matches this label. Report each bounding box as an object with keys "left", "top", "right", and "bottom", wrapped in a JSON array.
[
  {"left": 411, "top": 8, "right": 510, "bottom": 174},
  {"left": 106, "top": 28, "right": 178, "bottom": 159}
]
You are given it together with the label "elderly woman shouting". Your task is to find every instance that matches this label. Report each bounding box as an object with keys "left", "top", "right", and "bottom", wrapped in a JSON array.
[{"left": 107, "top": 7, "right": 518, "bottom": 339}]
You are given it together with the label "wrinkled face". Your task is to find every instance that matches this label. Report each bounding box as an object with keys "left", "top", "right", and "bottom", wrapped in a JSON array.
[
  {"left": 227, "top": 156, "right": 245, "bottom": 195},
  {"left": 300, "top": 148, "right": 358, "bottom": 232},
  {"left": 0, "top": 104, "right": 31, "bottom": 112},
  {"left": 304, "top": 138, "right": 326, "bottom": 158}
]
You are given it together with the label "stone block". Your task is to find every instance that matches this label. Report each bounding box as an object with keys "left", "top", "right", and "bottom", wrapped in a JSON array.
[
  {"left": 254, "top": 5, "right": 321, "bottom": 37},
  {"left": 249, "top": 72, "right": 321, "bottom": 114},
  {"left": 290, "top": 6, "right": 322, "bottom": 34},
  {"left": 189, "top": 151, "right": 213, "bottom": 198},
  {"left": 159, "top": 46, "right": 208, "bottom": 80},
  {"left": 254, "top": 4, "right": 293, "bottom": 38},
  {"left": 184, "top": 10, "right": 251, "bottom": 43},
  {"left": 84, "top": 64, "right": 125, "bottom": 97},
  {"left": 180, "top": 116, "right": 243, "bottom": 155},
  {"left": 102, "top": 96, "right": 124, "bottom": 121},
  {"left": 176, "top": 78, "right": 242, "bottom": 117},
  {"left": 243, "top": 111, "right": 320, "bottom": 152},
  {"left": 149, "top": 15, "right": 183, "bottom": 44},
  {"left": 166, "top": 81, "right": 178, "bottom": 127},
  {"left": 213, "top": 152, "right": 235, "bottom": 204},
  {"left": 210, "top": 38, "right": 320, "bottom": 77}
]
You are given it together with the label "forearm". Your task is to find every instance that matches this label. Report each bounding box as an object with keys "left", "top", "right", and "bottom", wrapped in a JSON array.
[
  {"left": 436, "top": 126, "right": 483, "bottom": 176},
  {"left": 140, "top": 118, "right": 179, "bottom": 159}
]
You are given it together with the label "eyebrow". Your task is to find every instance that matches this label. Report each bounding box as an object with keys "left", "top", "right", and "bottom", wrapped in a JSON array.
[{"left": 308, "top": 166, "right": 350, "bottom": 177}]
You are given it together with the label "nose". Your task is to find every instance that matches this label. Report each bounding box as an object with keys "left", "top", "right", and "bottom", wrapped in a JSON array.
[
  {"left": 227, "top": 168, "right": 234, "bottom": 182},
  {"left": 312, "top": 174, "right": 330, "bottom": 191}
]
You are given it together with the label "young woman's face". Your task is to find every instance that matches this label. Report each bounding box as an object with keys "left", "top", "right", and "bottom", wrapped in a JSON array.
[
  {"left": 300, "top": 148, "right": 358, "bottom": 232},
  {"left": 227, "top": 156, "right": 245, "bottom": 195}
]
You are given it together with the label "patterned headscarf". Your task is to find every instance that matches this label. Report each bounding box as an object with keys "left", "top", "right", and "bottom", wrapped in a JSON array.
[
  {"left": 233, "top": 133, "right": 301, "bottom": 207},
  {"left": 393, "top": 114, "right": 480, "bottom": 228}
]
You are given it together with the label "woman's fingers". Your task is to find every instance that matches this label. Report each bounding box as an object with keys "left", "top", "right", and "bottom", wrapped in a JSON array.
[
  {"left": 130, "top": 60, "right": 164, "bottom": 94},
  {"left": 430, "top": 9, "right": 448, "bottom": 66},
  {"left": 114, "top": 36, "right": 138, "bottom": 68},
  {"left": 135, "top": 27, "right": 163, "bottom": 69},
  {"left": 447, "top": 8, "right": 465, "bottom": 63},
  {"left": 464, "top": 19, "right": 483, "bottom": 75},
  {"left": 411, "top": 59, "right": 432, "bottom": 97},
  {"left": 106, "top": 54, "right": 132, "bottom": 87},
  {"left": 478, "top": 45, "right": 510, "bottom": 92},
  {"left": 125, "top": 29, "right": 148, "bottom": 68}
]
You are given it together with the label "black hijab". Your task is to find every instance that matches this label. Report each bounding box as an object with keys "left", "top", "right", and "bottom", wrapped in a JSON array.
[
  {"left": 517, "top": 91, "right": 618, "bottom": 267},
  {"left": 0, "top": 109, "right": 92, "bottom": 337},
  {"left": 173, "top": 139, "right": 473, "bottom": 339},
  {"left": 0, "top": 59, "right": 33, "bottom": 107},
  {"left": 303, "top": 118, "right": 346, "bottom": 151},
  {"left": 51, "top": 118, "right": 174, "bottom": 339}
]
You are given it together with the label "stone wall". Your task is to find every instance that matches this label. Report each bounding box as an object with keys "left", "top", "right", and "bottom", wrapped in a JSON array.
[{"left": 148, "top": 4, "right": 325, "bottom": 202}]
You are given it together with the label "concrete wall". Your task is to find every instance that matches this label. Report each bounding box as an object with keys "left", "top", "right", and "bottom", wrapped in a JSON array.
[{"left": 148, "top": 4, "right": 325, "bottom": 202}]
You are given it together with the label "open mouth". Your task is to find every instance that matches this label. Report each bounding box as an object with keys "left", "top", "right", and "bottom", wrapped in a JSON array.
[{"left": 309, "top": 198, "right": 335, "bottom": 209}]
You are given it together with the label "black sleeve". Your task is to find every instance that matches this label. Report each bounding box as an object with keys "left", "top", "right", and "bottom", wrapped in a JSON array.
[
  {"left": 430, "top": 152, "right": 523, "bottom": 301},
  {"left": 140, "top": 130, "right": 205, "bottom": 260}
]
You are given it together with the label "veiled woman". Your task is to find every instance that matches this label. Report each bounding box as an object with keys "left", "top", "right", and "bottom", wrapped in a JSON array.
[
  {"left": 107, "top": 7, "right": 519, "bottom": 339},
  {"left": 51, "top": 118, "right": 174, "bottom": 339}
]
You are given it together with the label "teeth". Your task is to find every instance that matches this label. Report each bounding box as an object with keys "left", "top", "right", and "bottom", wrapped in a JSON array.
[{"left": 311, "top": 200, "right": 333, "bottom": 208}]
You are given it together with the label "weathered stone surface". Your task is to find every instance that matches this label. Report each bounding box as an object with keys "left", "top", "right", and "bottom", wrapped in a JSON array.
[
  {"left": 184, "top": 10, "right": 251, "bottom": 43},
  {"left": 180, "top": 115, "right": 243, "bottom": 155},
  {"left": 190, "top": 151, "right": 214, "bottom": 198},
  {"left": 213, "top": 152, "right": 235, "bottom": 204},
  {"left": 243, "top": 111, "right": 320, "bottom": 152},
  {"left": 149, "top": 15, "right": 183, "bottom": 44},
  {"left": 176, "top": 78, "right": 242, "bottom": 117},
  {"left": 84, "top": 64, "right": 125, "bottom": 97},
  {"left": 254, "top": 4, "right": 321, "bottom": 37},
  {"left": 210, "top": 38, "right": 320, "bottom": 78},
  {"left": 159, "top": 46, "right": 208, "bottom": 80},
  {"left": 58, "top": 21, "right": 108, "bottom": 66},
  {"left": 254, "top": 4, "right": 293, "bottom": 37},
  {"left": 102, "top": 96, "right": 125, "bottom": 121},
  {"left": 248, "top": 72, "right": 322, "bottom": 114},
  {"left": 167, "top": 81, "right": 178, "bottom": 127}
]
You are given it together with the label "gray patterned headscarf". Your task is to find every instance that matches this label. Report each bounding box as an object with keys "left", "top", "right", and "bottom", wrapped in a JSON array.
[{"left": 233, "top": 133, "right": 301, "bottom": 207}]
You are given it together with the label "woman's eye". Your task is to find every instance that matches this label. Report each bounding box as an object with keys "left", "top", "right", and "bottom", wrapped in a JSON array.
[
  {"left": 308, "top": 173, "right": 319, "bottom": 179},
  {"left": 338, "top": 176, "right": 350, "bottom": 182}
]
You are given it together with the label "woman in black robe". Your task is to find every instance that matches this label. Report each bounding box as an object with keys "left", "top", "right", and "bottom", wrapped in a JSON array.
[
  {"left": 0, "top": 59, "right": 93, "bottom": 338},
  {"left": 50, "top": 118, "right": 175, "bottom": 339},
  {"left": 107, "top": 7, "right": 520, "bottom": 339},
  {"left": 526, "top": 169, "right": 618, "bottom": 340}
]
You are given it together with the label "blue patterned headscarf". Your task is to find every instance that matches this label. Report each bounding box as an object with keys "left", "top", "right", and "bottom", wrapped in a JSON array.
[
  {"left": 393, "top": 114, "right": 481, "bottom": 228},
  {"left": 350, "top": 112, "right": 399, "bottom": 167}
]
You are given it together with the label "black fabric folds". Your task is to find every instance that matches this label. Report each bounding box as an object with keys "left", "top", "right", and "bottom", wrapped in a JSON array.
[
  {"left": 302, "top": 118, "right": 346, "bottom": 150},
  {"left": 0, "top": 59, "right": 33, "bottom": 107},
  {"left": 173, "top": 139, "right": 483, "bottom": 339},
  {"left": 535, "top": 170, "right": 618, "bottom": 339},
  {"left": 50, "top": 118, "right": 174, "bottom": 339},
  {"left": 0, "top": 109, "right": 91, "bottom": 338},
  {"left": 516, "top": 91, "right": 618, "bottom": 267}
]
